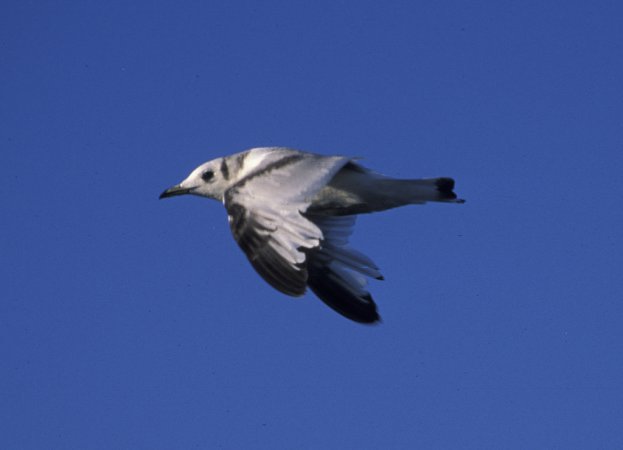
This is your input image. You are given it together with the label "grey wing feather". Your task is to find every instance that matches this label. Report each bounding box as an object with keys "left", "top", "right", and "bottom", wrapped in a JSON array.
[
  {"left": 227, "top": 203, "right": 308, "bottom": 296},
  {"left": 305, "top": 215, "right": 382, "bottom": 323},
  {"left": 224, "top": 151, "right": 351, "bottom": 297}
]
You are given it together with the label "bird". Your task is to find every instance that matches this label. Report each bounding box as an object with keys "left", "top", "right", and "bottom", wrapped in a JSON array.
[{"left": 160, "top": 147, "right": 464, "bottom": 323}]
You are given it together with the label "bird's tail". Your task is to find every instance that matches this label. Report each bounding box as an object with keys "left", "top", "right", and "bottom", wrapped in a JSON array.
[
  {"left": 387, "top": 177, "right": 465, "bottom": 204},
  {"left": 351, "top": 176, "right": 464, "bottom": 214},
  {"left": 312, "top": 166, "right": 465, "bottom": 215}
]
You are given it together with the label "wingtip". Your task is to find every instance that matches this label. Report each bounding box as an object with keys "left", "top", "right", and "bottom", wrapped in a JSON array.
[
  {"left": 361, "top": 311, "right": 382, "bottom": 325},
  {"left": 347, "top": 311, "right": 382, "bottom": 325}
]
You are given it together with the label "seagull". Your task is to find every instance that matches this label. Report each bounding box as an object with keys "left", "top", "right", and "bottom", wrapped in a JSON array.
[{"left": 160, "top": 147, "right": 464, "bottom": 323}]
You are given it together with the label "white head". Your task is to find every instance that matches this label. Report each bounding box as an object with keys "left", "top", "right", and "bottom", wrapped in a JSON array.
[{"left": 159, "top": 157, "right": 232, "bottom": 202}]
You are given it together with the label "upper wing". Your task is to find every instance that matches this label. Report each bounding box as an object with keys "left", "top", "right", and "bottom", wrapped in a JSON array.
[{"left": 224, "top": 151, "right": 350, "bottom": 296}]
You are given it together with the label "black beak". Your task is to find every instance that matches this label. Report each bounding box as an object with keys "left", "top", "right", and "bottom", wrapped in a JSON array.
[{"left": 159, "top": 184, "right": 191, "bottom": 199}]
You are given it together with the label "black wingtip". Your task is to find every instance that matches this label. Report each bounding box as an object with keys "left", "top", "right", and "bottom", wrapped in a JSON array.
[
  {"left": 358, "top": 294, "right": 382, "bottom": 324},
  {"left": 307, "top": 267, "right": 381, "bottom": 324}
]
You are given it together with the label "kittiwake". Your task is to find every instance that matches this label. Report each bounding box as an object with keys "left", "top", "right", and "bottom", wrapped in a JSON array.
[{"left": 160, "top": 147, "right": 464, "bottom": 323}]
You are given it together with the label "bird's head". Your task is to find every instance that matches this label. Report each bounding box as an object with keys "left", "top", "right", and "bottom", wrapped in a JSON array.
[{"left": 159, "top": 158, "right": 231, "bottom": 202}]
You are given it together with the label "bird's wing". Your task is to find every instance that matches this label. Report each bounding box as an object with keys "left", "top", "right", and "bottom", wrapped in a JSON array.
[
  {"left": 224, "top": 152, "right": 350, "bottom": 296},
  {"left": 306, "top": 214, "right": 383, "bottom": 323}
]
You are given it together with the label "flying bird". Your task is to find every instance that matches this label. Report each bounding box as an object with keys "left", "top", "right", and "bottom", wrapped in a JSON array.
[{"left": 160, "top": 147, "right": 464, "bottom": 323}]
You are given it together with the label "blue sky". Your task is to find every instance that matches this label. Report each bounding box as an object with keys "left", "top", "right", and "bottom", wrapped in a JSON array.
[{"left": 2, "top": 0, "right": 622, "bottom": 448}]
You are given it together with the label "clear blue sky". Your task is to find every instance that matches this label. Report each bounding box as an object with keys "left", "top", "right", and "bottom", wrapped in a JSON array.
[{"left": 2, "top": 1, "right": 622, "bottom": 448}]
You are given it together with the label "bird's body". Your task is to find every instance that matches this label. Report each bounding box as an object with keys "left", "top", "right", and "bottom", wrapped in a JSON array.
[{"left": 160, "top": 147, "right": 464, "bottom": 323}]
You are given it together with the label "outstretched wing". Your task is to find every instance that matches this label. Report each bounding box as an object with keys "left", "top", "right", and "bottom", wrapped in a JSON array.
[
  {"left": 306, "top": 215, "right": 383, "bottom": 323},
  {"left": 224, "top": 151, "right": 350, "bottom": 296}
]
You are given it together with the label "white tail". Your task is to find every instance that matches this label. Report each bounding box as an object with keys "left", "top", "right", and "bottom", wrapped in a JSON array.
[{"left": 310, "top": 163, "right": 465, "bottom": 215}]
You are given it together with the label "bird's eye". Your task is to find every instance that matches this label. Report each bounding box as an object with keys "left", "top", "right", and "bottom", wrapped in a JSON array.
[{"left": 201, "top": 170, "right": 214, "bottom": 182}]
